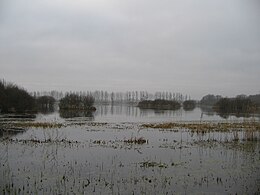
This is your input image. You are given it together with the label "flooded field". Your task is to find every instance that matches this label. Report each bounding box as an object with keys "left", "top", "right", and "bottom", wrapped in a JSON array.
[{"left": 1, "top": 105, "right": 260, "bottom": 194}]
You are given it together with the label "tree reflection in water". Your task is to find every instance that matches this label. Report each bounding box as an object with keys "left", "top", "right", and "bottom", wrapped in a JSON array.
[{"left": 59, "top": 110, "right": 94, "bottom": 120}]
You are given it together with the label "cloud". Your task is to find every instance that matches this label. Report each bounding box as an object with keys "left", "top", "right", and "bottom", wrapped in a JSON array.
[{"left": 0, "top": 0, "right": 259, "bottom": 99}]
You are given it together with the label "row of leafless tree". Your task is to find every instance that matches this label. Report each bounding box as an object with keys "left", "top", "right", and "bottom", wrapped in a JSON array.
[{"left": 31, "top": 90, "right": 191, "bottom": 103}]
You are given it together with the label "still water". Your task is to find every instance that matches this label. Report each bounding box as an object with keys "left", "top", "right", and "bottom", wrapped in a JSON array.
[
  {"left": 1, "top": 104, "right": 260, "bottom": 194},
  {"left": 36, "top": 104, "right": 260, "bottom": 123}
]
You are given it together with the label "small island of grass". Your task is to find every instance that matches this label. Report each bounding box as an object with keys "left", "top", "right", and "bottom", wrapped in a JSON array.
[{"left": 138, "top": 99, "right": 181, "bottom": 110}]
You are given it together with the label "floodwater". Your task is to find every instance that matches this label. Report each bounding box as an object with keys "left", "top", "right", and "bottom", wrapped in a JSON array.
[
  {"left": 36, "top": 104, "right": 260, "bottom": 123},
  {"left": 0, "top": 104, "right": 260, "bottom": 194}
]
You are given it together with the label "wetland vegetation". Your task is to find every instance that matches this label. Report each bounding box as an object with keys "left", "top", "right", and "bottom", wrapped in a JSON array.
[
  {"left": 1, "top": 79, "right": 260, "bottom": 194},
  {"left": 1, "top": 119, "right": 260, "bottom": 194}
]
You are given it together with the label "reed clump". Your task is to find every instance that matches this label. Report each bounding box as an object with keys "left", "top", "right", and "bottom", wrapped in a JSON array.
[{"left": 124, "top": 137, "right": 147, "bottom": 144}]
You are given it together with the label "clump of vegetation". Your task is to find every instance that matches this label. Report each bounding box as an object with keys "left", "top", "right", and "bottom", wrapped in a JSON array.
[
  {"left": 214, "top": 97, "right": 257, "bottom": 114},
  {"left": 140, "top": 160, "right": 168, "bottom": 168},
  {"left": 36, "top": 96, "right": 55, "bottom": 110},
  {"left": 183, "top": 100, "right": 196, "bottom": 110},
  {"left": 0, "top": 80, "right": 35, "bottom": 113},
  {"left": 200, "top": 94, "right": 222, "bottom": 106},
  {"left": 124, "top": 137, "right": 147, "bottom": 144},
  {"left": 92, "top": 137, "right": 148, "bottom": 146},
  {"left": 59, "top": 93, "right": 96, "bottom": 111},
  {"left": 138, "top": 99, "right": 181, "bottom": 110}
]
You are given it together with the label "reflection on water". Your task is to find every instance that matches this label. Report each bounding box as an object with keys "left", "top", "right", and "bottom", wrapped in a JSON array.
[
  {"left": 94, "top": 104, "right": 186, "bottom": 122},
  {"left": 93, "top": 104, "right": 259, "bottom": 122},
  {"left": 59, "top": 110, "right": 94, "bottom": 120},
  {"left": 200, "top": 106, "right": 215, "bottom": 116},
  {"left": 0, "top": 122, "right": 259, "bottom": 194},
  {"left": 200, "top": 105, "right": 259, "bottom": 120},
  {"left": 0, "top": 114, "right": 33, "bottom": 138},
  {"left": 1, "top": 104, "right": 259, "bottom": 124},
  {"left": 217, "top": 111, "right": 256, "bottom": 119},
  {"left": 0, "top": 104, "right": 260, "bottom": 194},
  {"left": 0, "top": 128, "right": 25, "bottom": 139},
  {"left": 37, "top": 107, "right": 55, "bottom": 115}
]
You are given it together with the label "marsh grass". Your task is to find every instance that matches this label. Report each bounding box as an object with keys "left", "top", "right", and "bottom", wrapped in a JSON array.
[
  {"left": 142, "top": 121, "right": 260, "bottom": 132},
  {"left": 1, "top": 120, "right": 260, "bottom": 194},
  {"left": 3, "top": 122, "right": 64, "bottom": 129},
  {"left": 5, "top": 138, "right": 80, "bottom": 145}
]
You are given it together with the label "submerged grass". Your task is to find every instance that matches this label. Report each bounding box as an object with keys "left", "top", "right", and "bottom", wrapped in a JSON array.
[{"left": 3, "top": 138, "right": 80, "bottom": 145}]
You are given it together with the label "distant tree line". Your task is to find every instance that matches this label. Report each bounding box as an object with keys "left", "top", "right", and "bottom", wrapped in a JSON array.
[
  {"left": 31, "top": 90, "right": 64, "bottom": 100},
  {"left": 3, "top": 78, "right": 259, "bottom": 114},
  {"left": 32, "top": 90, "right": 191, "bottom": 103}
]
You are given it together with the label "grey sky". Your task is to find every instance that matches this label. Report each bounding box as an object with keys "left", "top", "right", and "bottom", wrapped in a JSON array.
[{"left": 1, "top": 0, "right": 260, "bottom": 99}]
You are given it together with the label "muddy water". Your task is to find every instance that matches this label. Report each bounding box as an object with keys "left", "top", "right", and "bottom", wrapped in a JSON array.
[{"left": 0, "top": 121, "right": 260, "bottom": 194}]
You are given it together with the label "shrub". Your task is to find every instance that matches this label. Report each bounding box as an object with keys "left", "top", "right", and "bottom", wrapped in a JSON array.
[
  {"left": 59, "top": 93, "right": 95, "bottom": 110},
  {"left": 214, "top": 97, "right": 257, "bottom": 113},
  {"left": 183, "top": 100, "right": 196, "bottom": 110},
  {"left": 0, "top": 80, "right": 35, "bottom": 113},
  {"left": 138, "top": 99, "right": 181, "bottom": 110}
]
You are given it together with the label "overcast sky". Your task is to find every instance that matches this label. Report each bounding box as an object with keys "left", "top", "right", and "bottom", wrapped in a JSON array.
[{"left": 1, "top": 0, "right": 260, "bottom": 99}]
